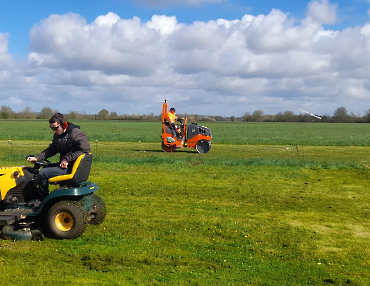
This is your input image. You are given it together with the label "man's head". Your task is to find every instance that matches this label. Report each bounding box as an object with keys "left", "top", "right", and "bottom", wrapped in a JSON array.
[
  {"left": 49, "top": 113, "right": 67, "bottom": 135},
  {"left": 170, "top": 107, "right": 176, "bottom": 112}
]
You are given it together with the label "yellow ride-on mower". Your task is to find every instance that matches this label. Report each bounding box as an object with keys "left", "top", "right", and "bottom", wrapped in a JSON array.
[
  {"left": 0, "top": 153, "right": 106, "bottom": 241},
  {"left": 161, "top": 100, "right": 212, "bottom": 153}
]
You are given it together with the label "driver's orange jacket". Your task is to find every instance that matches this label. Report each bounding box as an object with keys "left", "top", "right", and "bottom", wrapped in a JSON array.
[{"left": 167, "top": 111, "right": 177, "bottom": 124}]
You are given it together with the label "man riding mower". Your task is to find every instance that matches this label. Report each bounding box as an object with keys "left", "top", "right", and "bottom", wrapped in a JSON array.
[{"left": 0, "top": 153, "right": 106, "bottom": 241}]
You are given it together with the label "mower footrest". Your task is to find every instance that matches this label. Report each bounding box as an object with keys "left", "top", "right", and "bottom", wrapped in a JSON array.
[
  {"left": 0, "top": 212, "right": 28, "bottom": 226},
  {"left": 0, "top": 215, "right": 18, "bottom": 226}
]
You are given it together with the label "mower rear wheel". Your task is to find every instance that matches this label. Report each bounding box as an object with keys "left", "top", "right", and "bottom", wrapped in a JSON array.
[
  {"left": 88, "top": 194, "right": 107, "bottom": 225},
  {"left": 162, "top": 141, "right": 175, "bottom": 152},
  {"left": 46, "top": 200, "right": 88, "bottom": 239},
  {"left": 196, "top": 140, "right": 211, "bottom": 154}
]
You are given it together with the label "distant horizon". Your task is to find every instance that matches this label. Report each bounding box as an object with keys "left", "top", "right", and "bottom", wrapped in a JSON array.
[{"left": 1, "top": 105, "right": 364, "bottom": 120}]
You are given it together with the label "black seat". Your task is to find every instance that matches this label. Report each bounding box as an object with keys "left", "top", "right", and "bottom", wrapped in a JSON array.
[{"left": 48, "top": 154, "right": 93, "bottom": 185}]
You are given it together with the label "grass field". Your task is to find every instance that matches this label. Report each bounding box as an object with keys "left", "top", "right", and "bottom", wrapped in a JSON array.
[
  {"left": 0, "top": 120, "right": 369, "bottom": 285},
  {"left": 1, "top": 120, "right": 370, "bottom": 146}
]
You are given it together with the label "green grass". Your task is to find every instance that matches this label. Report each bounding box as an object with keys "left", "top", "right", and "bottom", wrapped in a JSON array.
[
  {"left": 1, "top": 119, "right": 370, "bottom": 145},
  {"left": 0, "top": 121, "right": 370, "bottom": 285}
]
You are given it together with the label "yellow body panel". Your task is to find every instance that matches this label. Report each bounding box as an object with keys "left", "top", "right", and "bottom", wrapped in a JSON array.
[{"left": 0, "top": 167, "right": 25, "bottom": 200}]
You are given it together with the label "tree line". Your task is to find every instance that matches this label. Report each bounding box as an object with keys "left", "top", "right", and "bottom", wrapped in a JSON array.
[
  {"left": 240, "top": 107, "right": 370, "bottom": 123},
  {"left": 0, "top": 106, "right": 226, "bottom": 122},
  {"left": 1, "top": 106, "right": 370, "bottom": 123}
]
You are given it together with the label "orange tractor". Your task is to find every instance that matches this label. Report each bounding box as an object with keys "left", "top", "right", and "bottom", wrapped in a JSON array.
[{"left": 161, "top": 100, "right": 212, "bottom": 153}]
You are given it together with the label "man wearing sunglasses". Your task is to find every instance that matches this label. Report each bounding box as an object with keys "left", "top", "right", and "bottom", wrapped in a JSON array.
[{"left": 26, "top": 113, "right": 90, "bottom": 206}]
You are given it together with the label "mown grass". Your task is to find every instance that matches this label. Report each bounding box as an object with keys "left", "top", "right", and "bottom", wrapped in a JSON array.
[
  {"left": 0, "top": 121, "right": 370, "bottom": 285},
  {"left": 1, "top": 120, "right": 370, "bottom": 146}
]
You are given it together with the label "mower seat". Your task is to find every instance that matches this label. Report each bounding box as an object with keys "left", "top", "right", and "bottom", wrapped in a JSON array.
[
  {"left": 163, "top": 120, "right": 176, "bottom": 136},
  {"left": 48, "top": 153, "right": 93, "bottom": 185}
]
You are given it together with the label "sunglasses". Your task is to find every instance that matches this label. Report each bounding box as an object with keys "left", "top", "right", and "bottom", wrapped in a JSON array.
[{"left": 50, "top": 125, "right": 60, "bottom": 131}]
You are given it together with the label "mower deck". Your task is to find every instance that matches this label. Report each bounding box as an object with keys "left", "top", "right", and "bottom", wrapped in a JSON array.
[
  {"left": 0, "top": 209, "right": 44, "bottom": 241},
  {"left": 0, "top": 208, "right": 35, "bottom": 225}
]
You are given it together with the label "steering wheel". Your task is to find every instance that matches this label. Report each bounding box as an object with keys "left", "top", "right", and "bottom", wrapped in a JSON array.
[
  {"left": 34, "top": 160, "right": 52, "bottom": 168},
  {"left": 26, "top": 155, "right": 52, "bottom": 169}
]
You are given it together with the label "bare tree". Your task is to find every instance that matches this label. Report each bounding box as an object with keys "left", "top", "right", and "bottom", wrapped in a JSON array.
[
  {"left": 252, "top": 110, "right": 264, "bottom": 122},
  {"left": 242, "top": 112, "right": 253, "bottom": 122},
  {"left": 333, "top": 107, "right": 349, "bottom": 122},
  {"left": 0, "top": 105, "right": 15, "bottom": 119},
  {"left": 274, "top": 112, "right": 283, "bottom": 122},
  {"left": 18, "top": 107, "right": 35, "bottom": 119},
  {"left": 365, "top": 109, "right": 370, "bottom": 123},
  {"left": 110, "top": 112, "right": 118, "bottom": 119},
  {"left": 283, "top": 110, "right": 296, "bottom": 122},
  {"left": 97, "top": 109, "right": 109, "bottom": 120},
  {"left": 68, "top": 111, "right": 79, "bottom": 120},
  {"left": 37, "top": 107, "right": 58, "bottom": 119}
]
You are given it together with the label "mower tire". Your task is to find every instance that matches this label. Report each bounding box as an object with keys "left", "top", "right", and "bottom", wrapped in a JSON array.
[
  {"left": 196, "top": 140, "right": 211, "bottom": 154},
  {"left": 46, "top": 200, "right": 88, "bottom": 239},
  {"left": 162, "top": 141, "right": 175, "bottom": 152},
  {"left": 88, "top": 194, "right": 107, "bottom": 225}
]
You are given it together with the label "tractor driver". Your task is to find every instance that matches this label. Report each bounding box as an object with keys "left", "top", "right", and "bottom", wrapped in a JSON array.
[
  {"left": 167, "top": 107, "right": 183, "bottom": 138},
  {"left": 26, "top": 113, "right": 90, "bottom": 206}
]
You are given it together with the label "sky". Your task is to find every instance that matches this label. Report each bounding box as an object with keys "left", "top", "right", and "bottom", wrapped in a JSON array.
[{"left": 1, "top": 0, "right": 370, "bottom": 117}]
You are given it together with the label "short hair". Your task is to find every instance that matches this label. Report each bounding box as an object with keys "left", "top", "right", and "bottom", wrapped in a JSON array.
[
  {"left": 49, "top": 113, "right": 66, "bottom": 125},
  {"left": 170, "top": 108, "right": 176, "bottom": 112}
]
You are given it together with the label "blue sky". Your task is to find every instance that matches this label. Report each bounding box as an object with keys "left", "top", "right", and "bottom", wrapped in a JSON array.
[{"left": 1, "top": 0, "right": 370, "bottom": 116}]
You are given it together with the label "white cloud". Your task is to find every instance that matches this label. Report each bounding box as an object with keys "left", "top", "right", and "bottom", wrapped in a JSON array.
[
  {"left": 306, "top": 0, "right": 337, "bottom": 25},
  {"left": 147, "top": 15, "right": 183, "bottom": 36},
  {"left": 0, "top": 33, "right": 9, "bottom": 54},
  {"left": 0, "top": 33, "right": 14, "bottom": 70},
  {"left": 1, "top": 2, "right": 370, "bottom": 116},
  {"left": 94, "top": 12, "right": 120, "bottom": 27},
  {"left": 133, "top": 0, "right": 225, "bottom": 8},
  {"left": 28, "top": 13, "right": 175, "bottom": 76}
]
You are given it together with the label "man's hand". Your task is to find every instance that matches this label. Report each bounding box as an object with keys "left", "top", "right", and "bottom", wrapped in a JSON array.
[
  {"left": 60, "top": 160, "right": 69, "bottom": 169},
  {"left": 27, "top": 156, "right": 37, "bottom": 163}
]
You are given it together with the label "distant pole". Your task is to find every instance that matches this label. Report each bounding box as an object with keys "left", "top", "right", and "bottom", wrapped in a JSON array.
[{"left": 7, "top": 140, "right": 13, "bottom": 153}]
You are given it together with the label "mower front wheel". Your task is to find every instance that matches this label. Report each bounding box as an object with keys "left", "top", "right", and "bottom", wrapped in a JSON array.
[
  {"left": 162, "top": 141, "right": 175, "bottom": 152},
  {"left": 46, "top": 200, "right": 88, "bottom": 239}
]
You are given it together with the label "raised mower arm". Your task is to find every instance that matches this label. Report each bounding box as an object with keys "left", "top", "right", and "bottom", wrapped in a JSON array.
[{"left": 162, "top": 99, "right": 168, "bottom": 122}]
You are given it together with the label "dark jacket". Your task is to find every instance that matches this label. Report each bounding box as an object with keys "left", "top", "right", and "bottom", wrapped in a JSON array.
[{"left": 35, "top": 122, "right": 90, "bottom": 163}]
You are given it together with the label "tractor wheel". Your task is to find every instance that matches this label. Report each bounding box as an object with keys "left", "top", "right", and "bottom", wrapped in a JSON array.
[
  {"left": 196, "top": 140, "right": 211, "bottom": 154},
  {"left": 88, "top": 195, "right": 107, "bottom": 225},
  {"left": 46, "top": 200, "right": 88, "bottom": 239},
  {"left": 162, "top": 141, "right": 175, "bottom": 152}
]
